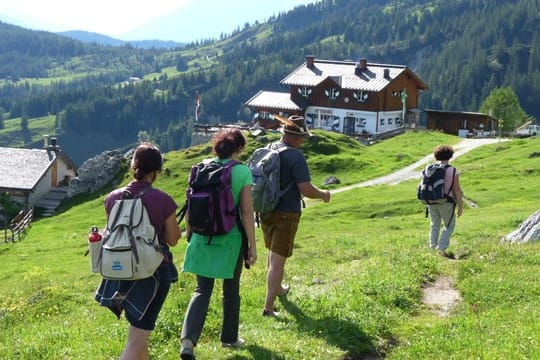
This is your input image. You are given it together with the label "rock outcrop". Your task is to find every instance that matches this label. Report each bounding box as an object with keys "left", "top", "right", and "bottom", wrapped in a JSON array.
[
  {"left": 502, "top": 210, "right": 540, "bottom": 244},
  {"left": 67, "top": 150, "right": 129, "bottom": 197}
]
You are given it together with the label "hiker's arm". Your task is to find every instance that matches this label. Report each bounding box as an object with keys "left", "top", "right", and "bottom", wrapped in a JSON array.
[
  {"left": 453, "top": 174, "right": 463, "bottom": 217},
  {"left": 164, "top": 212, "right": 181, "bottom": 246},
  {"left": 297, "top": 181, "right": 331, "bottom": 203},
  {"left": 240, "top": 185, "right": 257, "bottom": 265}
]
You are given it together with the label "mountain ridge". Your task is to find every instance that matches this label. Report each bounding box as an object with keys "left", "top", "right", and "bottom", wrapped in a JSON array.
[
  {"left": 57, "top": 30, "right": 184, "bottom": 49},
  {"left": 1, "top": 0, "right": 539, "bottom": 165}
]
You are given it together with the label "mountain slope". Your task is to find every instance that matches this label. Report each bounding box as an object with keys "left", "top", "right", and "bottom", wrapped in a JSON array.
[{"left": 1, "top": 0, "right": 539, "bottom": 165}]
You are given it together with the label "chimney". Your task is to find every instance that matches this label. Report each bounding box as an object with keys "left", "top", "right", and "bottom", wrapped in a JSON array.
[
  {"left": 48, "top": 137, "right": 59, "bottom": 151},
  {"left": 355, "top": 58, "right": 368, "bottom": 75},
  {"left": 359, "top": 58, "right": 368, "bottom": 69},
  {"left": 43, "top": 134, "right": 49, "bottom": 148},
  {"left": 384, "top": 68, "right": 390, "bottom": 79},
  {"left": 306, "top": 55, "right": 315, "bottom": 69}
]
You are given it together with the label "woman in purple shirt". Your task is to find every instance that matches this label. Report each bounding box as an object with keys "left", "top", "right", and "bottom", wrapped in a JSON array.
[{"left": 95, "top": 142, "right": 181, "bottom": 360}]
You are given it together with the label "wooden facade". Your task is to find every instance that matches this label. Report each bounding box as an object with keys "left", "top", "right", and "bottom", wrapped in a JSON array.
[
  {"left": 245, "top": 56, "right": 428, "bottom": 135},
  {"left": 424, "top": 109, "right": 498, "bottom": 137}
]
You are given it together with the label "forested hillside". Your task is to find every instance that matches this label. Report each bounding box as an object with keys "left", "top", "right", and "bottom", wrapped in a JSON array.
[{"left": 1, "top": 0, "right": 539, "bottom": 164}]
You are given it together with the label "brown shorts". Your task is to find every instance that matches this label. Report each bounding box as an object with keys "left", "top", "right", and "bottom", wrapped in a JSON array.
[{"left": 261, "top": 211, "right": 301, "bottom": 257}]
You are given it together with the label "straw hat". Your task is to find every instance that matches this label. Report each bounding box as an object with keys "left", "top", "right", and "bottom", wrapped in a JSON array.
[{"left": 274, "top": 114, "right": 312, "bottom": 137}]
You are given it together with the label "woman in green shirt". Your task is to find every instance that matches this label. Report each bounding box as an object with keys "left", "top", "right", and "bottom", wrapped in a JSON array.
[{"left": 180, "top": 129, "right": 257, "bottom": 359}]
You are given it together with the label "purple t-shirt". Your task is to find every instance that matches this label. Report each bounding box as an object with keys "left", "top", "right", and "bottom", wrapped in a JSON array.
[{"left": 104, "top": 180, "right": 178, "bottom": 244}]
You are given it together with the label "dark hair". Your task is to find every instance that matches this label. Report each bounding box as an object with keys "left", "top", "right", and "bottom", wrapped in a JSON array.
[
  {"left": 131, "top": 142, "right": 163, "bottom": 180},
  {"left": 212, "top": 129, "right": 246, "bottom": 159},
  {"left": 433, "top": 145, "right": 454, "bottom": 161}
]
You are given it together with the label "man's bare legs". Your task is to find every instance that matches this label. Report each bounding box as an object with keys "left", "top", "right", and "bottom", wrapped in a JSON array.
[{"left": 264, "top": 250, "right": 287, "bottom": 313}]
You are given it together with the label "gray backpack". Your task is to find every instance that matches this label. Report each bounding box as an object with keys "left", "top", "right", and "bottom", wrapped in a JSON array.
[
  {"left": 247, "top": 143, "right": 293, "bottom": 213},
  {"left": 97, "top": 189, "right": 163, "bottom": 280}
]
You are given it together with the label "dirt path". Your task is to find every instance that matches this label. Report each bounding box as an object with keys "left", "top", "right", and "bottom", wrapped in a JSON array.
[
  {"left": 331, "top": 138, "right": 506, "bottom": 194},
  {"left": 324, "top": 137, "right": 507, "bottom": 317}
]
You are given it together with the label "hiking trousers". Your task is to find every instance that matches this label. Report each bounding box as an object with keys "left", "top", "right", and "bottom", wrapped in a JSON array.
[
  {"left": 428, "top": 202, "right": 456, "bottom": 251},
  {"left": 181, "top": 251, "right": 243, "bottom": 345}
]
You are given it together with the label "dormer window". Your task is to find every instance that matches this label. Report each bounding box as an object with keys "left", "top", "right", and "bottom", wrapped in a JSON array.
[
  {"left": 324, "top": 88, "right": 340, "bottom": 100},
  {"left": 353, "top": 91, "right": 369, "bottom": 103},
  {"left": 298, "top": 86, "right": 312, "bottom": 97}
]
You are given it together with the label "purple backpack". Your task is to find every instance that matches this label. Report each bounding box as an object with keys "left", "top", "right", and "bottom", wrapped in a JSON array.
[{"left": 183, "top": 160, "right": 239, "bottom": 239}]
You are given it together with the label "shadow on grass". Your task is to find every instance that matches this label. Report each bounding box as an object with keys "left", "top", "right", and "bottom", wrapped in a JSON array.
[
  {"left": 278, "top": 297, "right": 380, "bottom": 360},
  {"left": 229, "top": 345, "right": 286, "bottom": 360}
]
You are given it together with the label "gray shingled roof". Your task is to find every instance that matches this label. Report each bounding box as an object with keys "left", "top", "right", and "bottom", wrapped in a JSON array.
[
  {"left": 0, "top": 147, "right": 56, "bottom": 191},
  {"left": 280, "top": 59, "right": 426, "bottom": 92},
  {"left": 245, "top": 90, "right": 302, "bottom": 111}
]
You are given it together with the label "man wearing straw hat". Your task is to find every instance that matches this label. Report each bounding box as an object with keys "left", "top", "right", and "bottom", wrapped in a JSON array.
[{"left": 261, "top": 115, "right": 331, "bottom": 317}]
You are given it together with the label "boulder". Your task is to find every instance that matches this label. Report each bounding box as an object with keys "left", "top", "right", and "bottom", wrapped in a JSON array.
[
  {"left": 323, "top": 175, "right": 340, "bottom": 186},
  {"left": 502, "top": 210, "right": 540, "bottom": 244},
  {"left": 67, "top": 150, "right": 128, "bottom": 197}
]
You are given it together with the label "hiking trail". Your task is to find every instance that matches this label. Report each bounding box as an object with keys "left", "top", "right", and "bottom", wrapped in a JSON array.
[
  {"left": 331, "top": 138, "right": 506, "bottom": 194},
  {"left": 324, "top": 137, "right": 507, "bottom": 318}
]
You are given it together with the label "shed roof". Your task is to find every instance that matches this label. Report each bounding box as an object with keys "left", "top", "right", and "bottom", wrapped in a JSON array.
[
  {"left": 281, "top": 59, "right": 428, "bottom": 92},
  {"left": 424, "top": 109, "right": 498, "bottom": 121},
  {"left": 0, "top": 147, "right": 57, "bottom": 191}
]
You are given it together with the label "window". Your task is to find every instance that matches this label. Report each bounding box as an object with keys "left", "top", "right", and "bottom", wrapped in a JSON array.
[
  {"left": 380, "top": 118, "right": 385, "bottom": 126},
  {"left": 356, "top": 118, "right": 366, "bottom": 127},
  {"left": 298, "top": 86, "right": 312, "bottom": 97},
  {"left": 325, "top": 88, "right": 340, "bottom": 100},
  {"left": 395, "top": 117, "right": 401, "bottom": 125},
  {"left": 353, "top": 91, "right": 369, "bottom": 103},
  {"left": 388, "top": 118, "right": 393, "bottom": 125}
]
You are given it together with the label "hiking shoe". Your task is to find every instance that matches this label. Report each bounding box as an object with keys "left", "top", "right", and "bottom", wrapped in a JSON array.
[
  {"left": 180, "top": 346, "right": 195, "bottom": 360},
  {"left": 262, "top": 309, "right": 280, "bottom": 317},
  {"left": 278, "top": 284, "right": 290, "bottom": 297},
  {"left": 439, "top": 250, "right": 454, "bottom": 259},
  {"left": 222, "top": 338, "right": 245, "bottom": 348}
]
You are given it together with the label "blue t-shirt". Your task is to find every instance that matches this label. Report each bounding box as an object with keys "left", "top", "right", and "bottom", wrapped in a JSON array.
[{"left": 274, "top": 141, "right": 311, "bottom": 213}]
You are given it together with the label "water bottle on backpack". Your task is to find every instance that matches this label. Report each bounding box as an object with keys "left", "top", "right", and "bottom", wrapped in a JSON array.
[{"left": 88, "top": 226, "right": 102, "bottom": 273}]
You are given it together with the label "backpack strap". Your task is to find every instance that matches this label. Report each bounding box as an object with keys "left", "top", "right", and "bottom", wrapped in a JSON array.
[
  {"left": 270, "top": 143, "right": 295, "bottom": 194},
  {"left": 444, "top": 166, "right": 456, "bottom": 199},
  {"left": 445, "top": 167, "right": 457, "bottom": 227}
]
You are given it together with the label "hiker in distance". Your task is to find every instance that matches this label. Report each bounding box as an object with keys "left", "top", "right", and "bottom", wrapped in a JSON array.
[
  {"left": 260, "top": 115, "right": 331, "bottom": 317},
  {"left": 95, "top": 143, "right": 182, "bottom": 360},
  {"left": 428, "top": 145, "right": 463, "bottom": 257},
  {"left": 180, "top": 129, "right": 257, "bottom": 360}
]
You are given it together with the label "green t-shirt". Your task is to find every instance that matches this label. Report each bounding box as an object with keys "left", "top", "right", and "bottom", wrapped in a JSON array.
[{"left": 182, "top": 159, "right": 253, "bottom": 279}]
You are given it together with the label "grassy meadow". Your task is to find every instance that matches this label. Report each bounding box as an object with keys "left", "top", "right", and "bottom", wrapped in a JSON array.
[
  {"left": 0, "top": 115, "right": 57, "bottom": 147},
  {"left": 0, "top": 131, "right": 539, "bottom": 359}
]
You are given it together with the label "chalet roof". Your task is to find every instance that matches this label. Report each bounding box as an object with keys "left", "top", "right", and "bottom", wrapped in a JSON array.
[
  {"left": 244, "top": 90, "right": 301, "bottom": 111},
  {"left": 0, "top": 147, "right": 58, "bottom": 191},
  {"left": 281, "top": 59, "right": 428, "bottom": 92}
]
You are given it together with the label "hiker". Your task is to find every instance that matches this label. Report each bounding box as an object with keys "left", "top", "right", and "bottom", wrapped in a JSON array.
[
  {"left": 95, "top": 142, "right": 181, "bottom": 360},
  {"left": 428, "top": 145, "right": 463, "bottom": 257},
  {"left": 260, "top": 115, "right": 331, "bottom": 317},
  {"left": 180, "top": 129, "right": 257, "bottom": 360}
]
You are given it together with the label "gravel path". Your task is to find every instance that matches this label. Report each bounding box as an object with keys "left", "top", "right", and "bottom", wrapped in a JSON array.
[{"left": 331, "top": 137, "right": 507, "bottom": 194}]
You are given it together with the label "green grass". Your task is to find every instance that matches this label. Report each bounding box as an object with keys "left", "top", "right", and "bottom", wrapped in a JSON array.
[
  {"left": 1, "top": 131, "right": 539, "bottom": 359},
  {"left": 0, "top": 115, "right": 57, "bottom": 146}
]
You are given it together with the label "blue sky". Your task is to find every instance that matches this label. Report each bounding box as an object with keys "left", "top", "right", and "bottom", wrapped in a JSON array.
[{"left": 0, "top": 0, "right": 319, "bottom": 42}]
